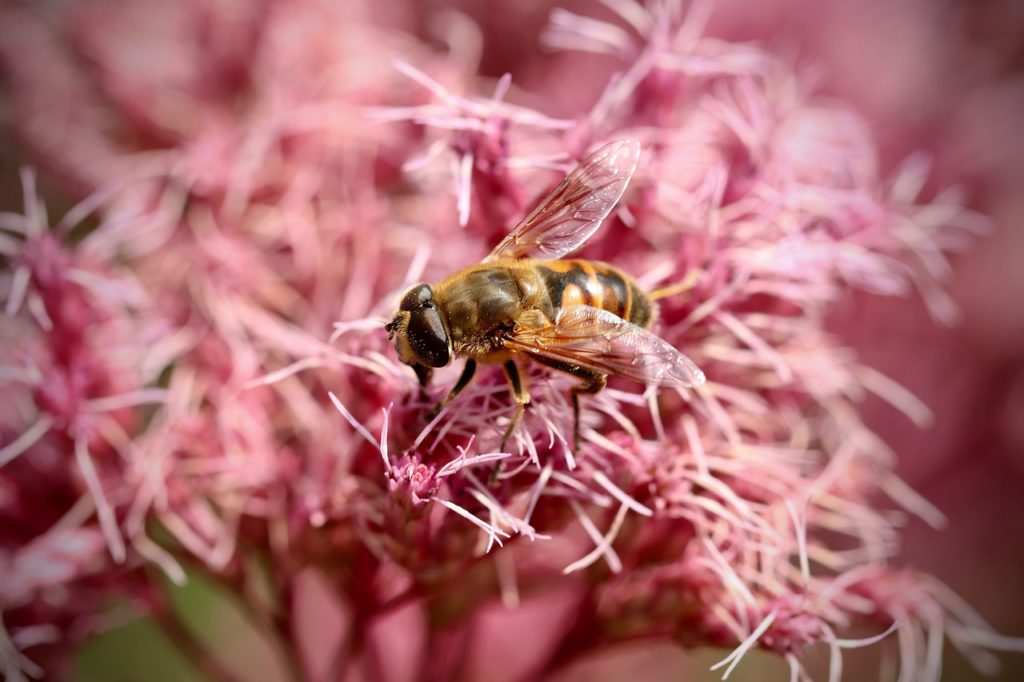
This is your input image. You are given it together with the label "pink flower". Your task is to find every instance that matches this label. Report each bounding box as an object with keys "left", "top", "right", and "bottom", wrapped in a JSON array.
[{"left": 1, "top": 1, "right": 1021, "bottom": 680}]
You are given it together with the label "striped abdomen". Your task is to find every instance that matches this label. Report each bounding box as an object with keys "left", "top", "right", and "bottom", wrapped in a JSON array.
[{"left": 536, "top": 259, "right": 653, "bottom": 329}]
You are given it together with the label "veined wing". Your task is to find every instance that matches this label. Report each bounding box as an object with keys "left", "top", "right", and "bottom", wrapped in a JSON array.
[
  {"left": 486, "top": 140, "right": 640, "bottom": 261},
  {"left": 504, "top": 305, "right": 705, "bottom": 389}
]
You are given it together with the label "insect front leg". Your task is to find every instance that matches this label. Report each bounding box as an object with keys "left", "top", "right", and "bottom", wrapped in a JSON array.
[
  {"left": 499, "top": 360, "right": 530, "bottom": 452},
  {"left": 413, "top": 360, "right": 434, "bottom": 387},
  {"left": 426, "top": 359, "right": 477, "bottom": 421}
]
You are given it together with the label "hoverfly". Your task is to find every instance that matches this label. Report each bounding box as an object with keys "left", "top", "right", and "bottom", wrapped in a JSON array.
[{"left": 385, "top": 140, "right": 705, "bottom": 451}]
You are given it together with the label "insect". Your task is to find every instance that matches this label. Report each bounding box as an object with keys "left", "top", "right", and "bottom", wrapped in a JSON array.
[{"left": 385, "top": 139, "right": 705, "bottom": 452}]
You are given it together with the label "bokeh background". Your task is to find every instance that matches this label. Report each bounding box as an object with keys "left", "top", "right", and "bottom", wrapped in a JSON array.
[{"left": 2, "top": 0, "right": 1023, "bottom": 680}]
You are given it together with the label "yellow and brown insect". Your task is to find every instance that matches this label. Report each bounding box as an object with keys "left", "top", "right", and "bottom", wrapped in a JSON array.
[{"left": 385, "top": 140, "right": 705, "bottom": 451}]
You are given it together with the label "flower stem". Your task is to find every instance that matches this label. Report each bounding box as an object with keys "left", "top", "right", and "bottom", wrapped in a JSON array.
[{"left": 153, "top": 604, "right": 242, "bottom": 682}]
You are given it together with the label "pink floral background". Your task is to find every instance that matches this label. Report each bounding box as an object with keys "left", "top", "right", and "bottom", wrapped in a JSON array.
[{"left": 1, "top": 0, "right": 1022, "bottom": 680}]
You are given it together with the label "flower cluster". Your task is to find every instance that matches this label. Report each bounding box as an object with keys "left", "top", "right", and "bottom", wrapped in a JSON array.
[{"left": 0, "top": 0, "right": 1020, "bottom": 680}]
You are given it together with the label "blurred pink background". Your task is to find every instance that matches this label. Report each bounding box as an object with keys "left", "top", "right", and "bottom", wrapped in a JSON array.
[
  {"left": 2, "top": 0, "right": 1023, "bottom": 680},
  {"left": 557, "top": 0, "right": 1024, "bottom": 678},
  {"left": 540, "top": 0, "right": 1024, "bottom": 678}
]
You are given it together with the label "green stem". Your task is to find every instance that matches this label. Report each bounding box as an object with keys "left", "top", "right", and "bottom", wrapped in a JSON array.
[{"left": 153, "top": 604, "right": 242, "bottom": 682}]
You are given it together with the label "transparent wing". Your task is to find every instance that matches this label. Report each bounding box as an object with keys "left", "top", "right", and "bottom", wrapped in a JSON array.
[
  {"left": 486, "top": 139, "right": 640, "bottom": 261},
  {"left": 504, "top": 306, "right": 706, "bottom": 389}
]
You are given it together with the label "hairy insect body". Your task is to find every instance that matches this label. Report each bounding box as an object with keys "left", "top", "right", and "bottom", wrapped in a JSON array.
[
  {"left": 536, "top": 259, "right": 653, "bottom": 329},
  {"left": 384, "top": 139, "right": 705, "bottom": 451},
  {"left": 432, "top": 258, "right": 653, "bottom": 363}
]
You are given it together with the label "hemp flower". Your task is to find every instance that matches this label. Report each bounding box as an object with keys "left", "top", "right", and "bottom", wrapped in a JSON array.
[{"left": 0, "top": 1, "right": 1021, "bottom": 681}]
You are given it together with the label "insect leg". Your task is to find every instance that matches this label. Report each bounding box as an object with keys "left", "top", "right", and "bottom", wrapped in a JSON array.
[
  {"left": 448, "top": 359, "right": 478, "bottom": 402},
  {"left": 570, "top": 374, "right": 606, "bottom": 453},
  {"left": 499, "top": 360, "right": 531, "bottom": 452},
  {"left": 649, "top": 268, "right": 702, "bottom": 301},
  {"left": 413, "top": 365, "right": 434, "bottom": 405},
  {"left": 427, "top": 359, "right": 477, "bottom": 420},
  {"left": 414, "top": 364, "right": 433, "bottom": 387},
  {"left": 532, "top": 358, "right": 606, "bottom": 452}
]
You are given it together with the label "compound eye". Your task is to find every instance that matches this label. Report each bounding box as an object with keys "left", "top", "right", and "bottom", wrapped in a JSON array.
[
  {"left": 406, "top": 307, "right": 450, "bottom": 368},
  {"left": 400, "top": 284, "right": 433, "bottom": 312}
]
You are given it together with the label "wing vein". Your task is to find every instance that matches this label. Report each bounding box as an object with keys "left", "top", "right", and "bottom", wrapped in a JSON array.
[{"left": 487, "top": 140, "right": 641, "bottom": 261}]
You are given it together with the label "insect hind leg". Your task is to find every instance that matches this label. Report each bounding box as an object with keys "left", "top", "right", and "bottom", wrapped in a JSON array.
[
  {"left": 533, "top": 357, "right": 607, "bottom": 452},
  {"left": 570, "top": 373, "right": 606, "bottom": 453},
  {"left": 648, "top": 268, "right": 702, "bottom": 301}
]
